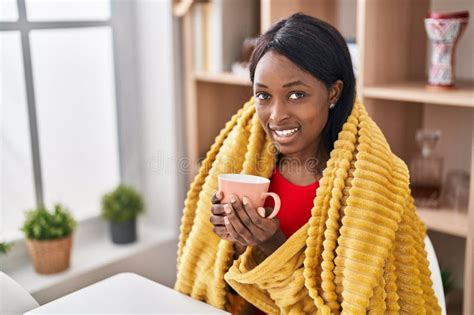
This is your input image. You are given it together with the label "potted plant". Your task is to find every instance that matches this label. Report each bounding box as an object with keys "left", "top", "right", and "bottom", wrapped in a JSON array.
[
  {"left": 21, "top": 203, "right": 76, "bottom": 274},
  {"left": 101, "top": 185, "right": 144, "bottom": 244},
  {"left": 0, "top": 241, "right": 14, "bottom": 256}
]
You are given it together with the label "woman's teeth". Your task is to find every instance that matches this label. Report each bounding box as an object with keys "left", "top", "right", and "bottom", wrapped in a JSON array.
[{"left": 274, "top": 128, "right": 299, "bottom": 137}]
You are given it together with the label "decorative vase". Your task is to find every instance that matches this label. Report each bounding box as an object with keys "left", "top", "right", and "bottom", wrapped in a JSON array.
[
  {"left": 110, "top": 220, "right": 136, "bottom": 244},
  {"left": 26, "top": 235, "right": 73, "bottom": 274},
  {"left": 424, "top": 11, "right": 469, "bottom": 89}
]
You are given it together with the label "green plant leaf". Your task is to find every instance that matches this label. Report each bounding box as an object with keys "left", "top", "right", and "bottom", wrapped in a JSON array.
[
  {"left": 441, "top": 269, "right": 454, "bottom": 296},
  {"left": 0, "top": 242, "right": 14, "bottom": 255},
  {"left": 101, "top": 185, "right": 145, "bottom": 222},
  {"left": 21, "top": 204, "right": 77, "bottom": 240}
]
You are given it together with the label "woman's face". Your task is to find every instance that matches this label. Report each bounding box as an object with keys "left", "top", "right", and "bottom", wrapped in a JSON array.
[{"left": 253, "top": 50, "right": 340, "bottom": 158}]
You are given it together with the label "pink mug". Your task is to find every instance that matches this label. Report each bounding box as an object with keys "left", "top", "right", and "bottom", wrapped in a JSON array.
[{"left": 218, "top": 174, "right": 281, "bottom": 218}]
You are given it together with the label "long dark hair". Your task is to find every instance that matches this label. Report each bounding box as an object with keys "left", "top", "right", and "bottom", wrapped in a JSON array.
[{"left": 249, "top": 13, "right": 356, "bottom": 154}]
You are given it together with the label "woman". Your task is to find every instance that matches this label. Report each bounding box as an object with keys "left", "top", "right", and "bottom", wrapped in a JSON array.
[
  {"left": 175, "top": 13, "right": 440, "bottom": 314},
  {"left": 210, "top": 12, "right": 353, "bottom": 260}
]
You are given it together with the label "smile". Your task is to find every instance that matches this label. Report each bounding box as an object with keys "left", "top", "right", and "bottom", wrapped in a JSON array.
[{"left": 274, "top": 127, "right": 299, "bottom": 137}]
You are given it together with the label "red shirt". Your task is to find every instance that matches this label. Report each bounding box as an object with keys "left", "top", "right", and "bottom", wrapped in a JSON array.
[{"left": 264, "top": 168, "right": 320, "bottom": 238}]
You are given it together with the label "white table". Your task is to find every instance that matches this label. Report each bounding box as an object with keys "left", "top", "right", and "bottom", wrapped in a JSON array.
[{"left": 25, "top": 272, "right": 229, "bottom": 314}]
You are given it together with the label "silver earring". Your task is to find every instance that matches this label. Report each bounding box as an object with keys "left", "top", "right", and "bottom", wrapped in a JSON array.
[{"left": 329, "top": 103, "right": 336, "bottom": 109}]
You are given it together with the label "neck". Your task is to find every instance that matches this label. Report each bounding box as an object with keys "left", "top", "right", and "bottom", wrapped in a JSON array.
[{"left": 278, "top": 140, "right": 328, "bottom": 185}]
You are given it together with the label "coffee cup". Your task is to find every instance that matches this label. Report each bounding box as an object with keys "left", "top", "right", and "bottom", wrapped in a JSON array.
[{"left": 218, "top": 174, "right": 281, "bottom": 218}]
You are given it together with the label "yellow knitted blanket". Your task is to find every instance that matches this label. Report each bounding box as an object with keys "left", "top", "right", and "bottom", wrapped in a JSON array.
[{"left": 175, "top": 98, "right": 441, "bottom": 314}]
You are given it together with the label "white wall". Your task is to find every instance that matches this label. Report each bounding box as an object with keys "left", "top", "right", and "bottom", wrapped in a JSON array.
[{"left": 134, "top": 0, "right": 186, "bottom": 233}]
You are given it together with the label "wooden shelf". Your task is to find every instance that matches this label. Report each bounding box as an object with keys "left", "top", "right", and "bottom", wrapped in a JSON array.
[
  {"left": 194, "top": 72, "right": 251, "bottom": 86},
  {"left": 363, "top": 81, "right": 474, "bottom": 108},
  {"left": 416, "top": 207, "right": 469, "bottom": 238}
]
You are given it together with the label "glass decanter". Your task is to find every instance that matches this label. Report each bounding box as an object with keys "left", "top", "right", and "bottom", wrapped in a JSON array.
[{"left": 410, "top": 130, "right": 443, "bottom": 208}]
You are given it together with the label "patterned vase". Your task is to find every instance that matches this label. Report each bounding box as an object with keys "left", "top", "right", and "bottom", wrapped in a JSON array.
[{"left": 425, "top": 11, "right": 469, "bottom": 88}]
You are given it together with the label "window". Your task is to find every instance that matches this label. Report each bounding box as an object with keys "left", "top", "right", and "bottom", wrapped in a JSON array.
[
  {"left": 0, "top": 31, "right": 36, "bottom": 237},
  {"left": 0, "top": 0, "right": 120, "bottom": 240},
  {"left": 1, "top": 0, "right": 18, "bottom": 21},
  {"left": 26, "top": 0, "right": 110, "bottom": 21}
]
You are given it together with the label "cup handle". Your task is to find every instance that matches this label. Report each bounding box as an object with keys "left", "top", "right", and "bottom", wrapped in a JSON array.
[{"left": 260, "top": 192, "right": 281, "bottom": 218}]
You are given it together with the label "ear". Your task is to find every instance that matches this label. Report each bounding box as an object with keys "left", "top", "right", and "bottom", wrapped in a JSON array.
[{"left": 328, "top": 80, "right": 343, "bottom": 104}]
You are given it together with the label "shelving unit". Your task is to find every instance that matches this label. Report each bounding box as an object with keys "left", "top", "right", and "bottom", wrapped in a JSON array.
[
  {"left": 364, "top": 81, "right": 474, "bottom": 108},
  {"left": 194, "top": 72, "right": 251, "bottom": 86},
  {"left": 180, "top": 1, "right": 473, "bottom": 313},
  {"left": 417, "top": 208, "right": 469, "bottom": 238},
  {"left": 358, "top": 2, "right": 473, "bottom": 314}
]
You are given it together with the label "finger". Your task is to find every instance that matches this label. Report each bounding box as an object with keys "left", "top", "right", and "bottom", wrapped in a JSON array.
[
  {"left": 210, "top": 214, "right": 225, "bottom": 226},
  {"left": 224, "top": 216, "right": 248, "bottom": 245},
  {"left": 212, "top": 226, "right": 234, "bottom": 242},
  {"left": 211, "top": 204, "right": 225, "bottom": 215},
  {"left": 225, "top": 202, "right": 254, "bottom": 245},
  {"left": 230, "top": 195, "right": 260, "bottom": 232},
  {"left": 222, "top": 234, "right": 234, "bottom": 242},
  {"left": 211, "top": 190, "right": 223, "bottom": 204},
  {"left": 213, "top": 226, "right": 227, "bottom": 236},
  {"left": 240, "top": 196, "right": 265, "bottom": 231}
]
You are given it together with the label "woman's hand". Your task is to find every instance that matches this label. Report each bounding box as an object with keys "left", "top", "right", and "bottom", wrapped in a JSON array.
[
  {"left": 222, "top": 194, "right": 286, "bottom": 257},
  {"left": 210, "top": 191, "right": 247, "bottom": 258},
  {"left": 210, "top": 191, "right": 234, "bottom": 242}
]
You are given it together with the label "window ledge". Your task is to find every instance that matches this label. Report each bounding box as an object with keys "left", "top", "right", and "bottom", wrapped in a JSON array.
[{"left": 1, "top": 217, "right": 176, "bottom": 294}]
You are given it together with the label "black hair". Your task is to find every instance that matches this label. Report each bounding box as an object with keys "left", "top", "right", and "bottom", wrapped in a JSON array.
[{"left": 249, "top": 13, "right": 356, "bottom": 154}]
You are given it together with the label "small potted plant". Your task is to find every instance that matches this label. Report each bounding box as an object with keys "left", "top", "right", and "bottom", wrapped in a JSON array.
[
  {"left": 21, "top": 204, "right": 76, "bottom": 274},
  {"left": 101, "top": 185, "right": 144, "bottom": 244},
  {"left": 0, "top": 241, "right": 14, "bottom": 256}
]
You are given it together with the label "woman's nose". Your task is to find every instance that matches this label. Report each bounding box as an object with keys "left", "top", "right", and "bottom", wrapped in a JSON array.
[{"left": 269, "top": 100, "right": 289, "bottom": 122}]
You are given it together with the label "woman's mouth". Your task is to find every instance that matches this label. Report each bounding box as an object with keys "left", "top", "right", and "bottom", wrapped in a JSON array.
[{"left": 271, "top": 127, "right": 300, "bottom": 143}]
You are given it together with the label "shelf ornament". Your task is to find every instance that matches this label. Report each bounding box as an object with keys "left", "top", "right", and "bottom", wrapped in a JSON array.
[{"left": 425, "top": 11, "right": 469, "bottom": 89}]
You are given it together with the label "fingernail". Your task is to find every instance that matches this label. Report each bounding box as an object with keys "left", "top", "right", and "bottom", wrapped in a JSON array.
[
  {"left": 242, "top": 197, "right": 248, "bottom": 206},
  {"left": 216, "top": 191, "right": 223, "bottom": 199},
  {"left": 230, "top": 196, "right": 236, "bottom": 203},
  {"left": 257, "top": 207, "right": 266, "bottom": 217},
  {"left": 224, "top": 216, "right": 229, "bottom": 225},
  {"left": 224, "top": 204, "right": 231, "bottom": 214}
]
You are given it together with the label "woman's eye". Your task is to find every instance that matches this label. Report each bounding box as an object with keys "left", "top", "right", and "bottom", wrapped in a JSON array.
[
  {"left": 289, "top": 92, "right": 305, "bottom": 100},
  {"left": 255, "top": 92, "right": 271, "bottom": 101}
]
